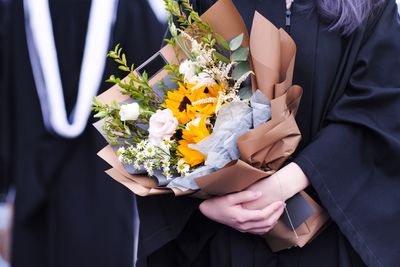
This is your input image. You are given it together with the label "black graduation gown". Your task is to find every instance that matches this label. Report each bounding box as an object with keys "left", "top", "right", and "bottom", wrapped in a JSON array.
[
  {"left": 2, "top": 0, "right": 165, "bottom": 266},
  {"left": 0, "top": 0, "right": 12, "bottom": 196},
  {"left": 135, "top": 0, "right": 400, "bottom": 266}
]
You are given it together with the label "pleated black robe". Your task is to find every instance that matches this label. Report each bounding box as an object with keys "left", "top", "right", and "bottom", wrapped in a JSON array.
[
  {"left": 135, "top": 0, "right": 400, "bottom": 266},
  {"left": 1, "top": 0, "right": 165, "bottom": 266}
]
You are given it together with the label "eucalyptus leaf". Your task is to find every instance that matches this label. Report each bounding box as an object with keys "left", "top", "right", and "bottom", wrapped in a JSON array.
[
  {"left": 231, "top": 47, "right": 249, "bottom": 62},
  {"left": 233, "top": 61, "right": 250, "bottom": 80},
  {"left": 238, "top": 86, "right": 253, "bottom": 100},
  {"left": 229, "top": 33, "right": 244, "bottom": 51}
]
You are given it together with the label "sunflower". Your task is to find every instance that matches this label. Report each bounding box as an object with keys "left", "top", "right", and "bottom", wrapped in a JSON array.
[
  {"left": 165, "top": 82, "right": 225, "bottom": 125},
  {"left": 178, "top": 117, "right": 210, "bottom": 167},
  {"left": 186, "top": 83, "right": 225, "bottom": 118},
  {"left": 164, "top": 82, "right": 196, "bottom": 124}
]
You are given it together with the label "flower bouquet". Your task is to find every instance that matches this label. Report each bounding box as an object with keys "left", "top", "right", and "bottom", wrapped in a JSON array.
[{"left": 93, "top": 0, "right": 328, "bottom": 251}]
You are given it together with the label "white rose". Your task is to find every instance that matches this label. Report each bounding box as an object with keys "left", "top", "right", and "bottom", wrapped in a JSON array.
[
  {"left": 179, "top": 60, "right": 197, "bottom": 81},
  {"left": 119, "top": 103, "right": 140, "bottom": 121},
  {"left": 148, "top": 109, "right": 178, "bottom": 142}
]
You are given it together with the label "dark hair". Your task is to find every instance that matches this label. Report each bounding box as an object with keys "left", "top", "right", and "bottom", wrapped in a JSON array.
[{"left": 314, "top": 0, "right": 386, "bottom": 35}]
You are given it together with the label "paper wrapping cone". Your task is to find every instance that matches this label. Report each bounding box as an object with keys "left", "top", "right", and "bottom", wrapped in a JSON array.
[{"left": 94, "top": 0, "right": 328, "bottom": 252}]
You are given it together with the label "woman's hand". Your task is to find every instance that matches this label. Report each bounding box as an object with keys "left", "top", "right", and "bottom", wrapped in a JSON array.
[{"left": 199, "top": 190, "right": 286, "bottom": 235}]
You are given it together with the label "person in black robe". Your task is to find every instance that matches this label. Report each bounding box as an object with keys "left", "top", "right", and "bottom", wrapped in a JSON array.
[
  {"left": 135, "top": 0, "right": 400, "bottom": 266},
  {"left": 1, "top": 0, "right": 165, "bottom": 266}
]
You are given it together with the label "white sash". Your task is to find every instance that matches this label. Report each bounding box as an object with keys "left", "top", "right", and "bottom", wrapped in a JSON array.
[{"left": 24, "top": 0, "right": 119, "bottom": 138}]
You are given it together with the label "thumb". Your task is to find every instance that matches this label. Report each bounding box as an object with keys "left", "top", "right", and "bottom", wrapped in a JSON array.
[{"left": 226, "top": 191, "right": 262, "bottom": 205}]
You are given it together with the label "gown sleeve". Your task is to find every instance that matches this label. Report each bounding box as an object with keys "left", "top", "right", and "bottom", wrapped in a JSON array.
[{"left": 293, "top": 1, "right": 400, "bottom": 266}]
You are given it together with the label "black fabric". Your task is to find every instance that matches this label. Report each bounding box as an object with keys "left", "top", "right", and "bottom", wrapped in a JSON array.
[
  {"left": 4, "top": 0, "right": 165, "bottom": 266},
  {"left": 0, "top": 0, "right": 12, "bottom": 196},
  {"left": 136, "top": 0, "right": 400, "bottom": 266}
]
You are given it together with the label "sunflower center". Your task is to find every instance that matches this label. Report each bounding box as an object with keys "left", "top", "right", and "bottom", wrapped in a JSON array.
[{"left": 179, "top": 96, "right": 192, "bottom": 112}]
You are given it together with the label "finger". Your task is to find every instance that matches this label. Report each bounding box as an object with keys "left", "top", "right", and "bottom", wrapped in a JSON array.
[
  {"left": 261, "top": 201, "right": 286, "bottom": 226},
  {"left": 241, "top": 201, "right": 286, "bottom": 224},
  {"left": 236, "top": 203, "right": 285, "bottom": 231},
  {"left": 225, "top": 190, "right": 262, "bottom": 205}
]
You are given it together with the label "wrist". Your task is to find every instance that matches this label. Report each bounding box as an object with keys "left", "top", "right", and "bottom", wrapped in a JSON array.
[{"left": 272, "top": 162, "right": 310, "bottom": 200}]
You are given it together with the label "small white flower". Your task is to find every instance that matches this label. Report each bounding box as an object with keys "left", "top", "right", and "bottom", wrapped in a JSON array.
[
  {"left": 144, "top": 160, "right": 154, "bottom": 176},
  {"left": 163, "top": 170, "right": 173, "bottom": 180},
  {"left": 118, "top": 154, "right": 124, "bottom": 163},
  {"left": 137, "top": 152, "right": 145, "bottom": 160},
  {"left": 162, "top": 160, "right": 170, "bottom": 170},
  {"left": 160, "top": 138, "right": 173, "bottom": 151},
  {"left": 144, "top": 144, "right": 156, "bottom": 157},
  {"left": 137, "top": 140, "right": 148, "bottom": 150},
  {"left": 177, "top": 159, "right": 190, "bottom": 176},
  {"left": 119, "top": 102, "right": 140, "bottom": 121},
  {"left": 128, "top": 146, "right": 138, "bottom": 155}
]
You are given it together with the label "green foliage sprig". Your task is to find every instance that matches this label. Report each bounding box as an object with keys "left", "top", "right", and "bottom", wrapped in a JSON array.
[
  {"left": 92, "top": 98, "right": 148, "bottom": 145},
  {"left": 106, "top": 44, "right": 162, "bottom": 112}
]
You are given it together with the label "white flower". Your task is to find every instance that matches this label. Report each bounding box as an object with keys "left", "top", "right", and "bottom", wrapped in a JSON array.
[
  {"left": 162, "top": 159, "right": 170, "bottom": 170},
  {"left": 137, "top": 140, "right": 148, "bottom": 150},
  {"left": 177, "top": 159, "right": 190, "bottom": 176},
  {"left": 144, "top": 143, "right": 156, "bottom": 157},
  {"left": 144, "top": 160, "right": 154, "bottom": 176},
  {"left": 189, "top": 72, "right": 216, "bottom": 90},
  {"left": 159, "top": 138, "right": 173, "bottom": 151},
  {"left": 119, "top": 102, "right": 140, "bottom": 121},
  {"left": 116, "top": 147, "right": 126, "bottom": 162},
  {"left": 148, "top": 109, "right": 179, "bottom": 142},
  {"left": 179, "top": 60, "right": 197, "bottom": 81},
  {"left": 128, "top": 146, "right": 137, "bottom": 155},
  {"left": 163, "top": 170, "right": 173, "bottom": 180},
  {"left": 137, "top": 152, "right": 145, "bottom": 160}
]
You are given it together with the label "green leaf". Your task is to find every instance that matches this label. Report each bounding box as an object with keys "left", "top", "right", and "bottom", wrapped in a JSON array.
[
  {"left": 231, "top": 47, "right": 249, "bottom": 62},
  {"left": 94, "top": 111, "right": 107, "bottom": 118},
  {"left": 214, "top": 51, "right": 230, "bottom": 64},
  {"left": 119, "top": 66, "right": 130, "bottom": 72},
  {"left": 232, "top": 61, "right": 250, "bottom": 80},
  {"left": 238, "top": 86, "right": 253, "bottom": 100},
  {"left": 215, "top": 33, "right": 230, "bottom": 51},
  {"left": 229, "top": 33, "right": 244, "bottom": 51}
]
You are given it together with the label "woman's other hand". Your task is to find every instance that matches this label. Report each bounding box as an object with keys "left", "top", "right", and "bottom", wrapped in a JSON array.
[{"left": 199, "top": 191, "right": 286, "bottom": 235}]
